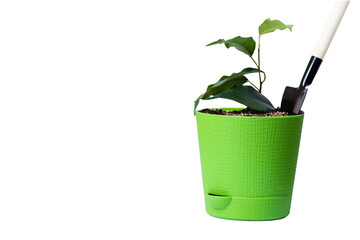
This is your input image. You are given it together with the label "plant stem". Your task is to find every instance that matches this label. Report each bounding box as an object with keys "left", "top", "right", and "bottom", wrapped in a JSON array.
[
  {"left": 261, "top": 71, "right": 266, "bottom": 83},
  {"left": 250, "top": 56, "right": 259, "bottom": 68},
  {"left": 247, "top": 80, "right": 260, "bottom": 91},
  {"left": 258, "top": 36, "right": 262, "bottom": 93},
  {"left": 261, "top": 72, "right": 266, "bottom": 83}
]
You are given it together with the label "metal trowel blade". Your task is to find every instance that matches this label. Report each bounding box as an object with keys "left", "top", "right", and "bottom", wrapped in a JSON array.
[{"left": 280, "top": 87, "right": 308, "bottom": 114}]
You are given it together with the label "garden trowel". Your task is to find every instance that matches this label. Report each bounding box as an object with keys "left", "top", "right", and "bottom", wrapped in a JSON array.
[{"left": 281, "top": 1, "right": 349, "bottom": 114}]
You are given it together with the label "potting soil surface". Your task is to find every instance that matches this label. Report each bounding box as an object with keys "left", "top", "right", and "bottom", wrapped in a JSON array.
[{"left": 200, "top": 108, "right": 292, "bottom": 117}]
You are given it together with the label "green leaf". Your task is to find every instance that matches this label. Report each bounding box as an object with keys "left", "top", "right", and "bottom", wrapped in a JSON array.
[
  {"left": 206, "top": 39, "right": 226, "bottom": 46},
  {"left": 193, "top": 73, "right": 247, "bottom": 115},
  {"left": 202, "top": 68, "right": 263, "bottom": 99},
  {"left": 209, "top": 84, "right": 275, "bottom": 112},
  {"left": 238, "top": 67, "right": 265, "bottom": 76},
  {"left": 202, "top": 73, "right": 247, "bottom": 99},
  {"left": 259, "top": 18, "right": 293, "bottom": 37},
  {"left": 206, "top": 36, "right": 256, "bottom": 57},
  {"left": 194, "top": 94, "right": 204, "bottom": 115},
  {"left": 193, "top": 68, "right": 265, "bottom": 115},
  {"left": 194, "top": 73, "right": 247, "bottom": 115}
]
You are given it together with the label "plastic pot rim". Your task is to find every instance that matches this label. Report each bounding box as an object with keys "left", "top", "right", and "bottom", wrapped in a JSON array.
[{"left": 196, "top": 108, "right": 304, "bottom": 119}]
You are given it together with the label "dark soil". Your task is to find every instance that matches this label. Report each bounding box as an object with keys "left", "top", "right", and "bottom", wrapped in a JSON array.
[{"left": 200, "top": 108, "right": 291, "bottom": 117}]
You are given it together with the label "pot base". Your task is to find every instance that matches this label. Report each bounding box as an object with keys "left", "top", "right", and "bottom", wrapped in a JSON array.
[{"left": 205, "top": 193, "right": 292, "bottom": 221}]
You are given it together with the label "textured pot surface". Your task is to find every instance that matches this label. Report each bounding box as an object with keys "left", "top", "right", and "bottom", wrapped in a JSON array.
[{"left": 196, "top": 108, "right": 304, "bottom": 220}]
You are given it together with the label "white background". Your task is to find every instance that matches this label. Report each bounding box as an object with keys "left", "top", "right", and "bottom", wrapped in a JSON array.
[{"left": 0, "top": 0, "right": 359, "bottom": 239}]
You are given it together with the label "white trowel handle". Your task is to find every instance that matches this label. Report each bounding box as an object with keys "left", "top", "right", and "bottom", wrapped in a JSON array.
[
  {"left": 299, "top": 1, "right": 350, "bottom": 89},
  {"left": 312, "top": 1, "right": 350, "bottom": 60}
]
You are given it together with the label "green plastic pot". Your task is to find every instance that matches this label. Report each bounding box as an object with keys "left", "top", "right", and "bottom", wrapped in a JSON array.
[{"left": 196, "top": 108, "right": 304, "bottom": 221}]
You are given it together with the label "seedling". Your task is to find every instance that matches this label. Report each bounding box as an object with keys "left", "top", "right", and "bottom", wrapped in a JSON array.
[{"left": 194, "top": 19, "right": 292, "bottom": 115}]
